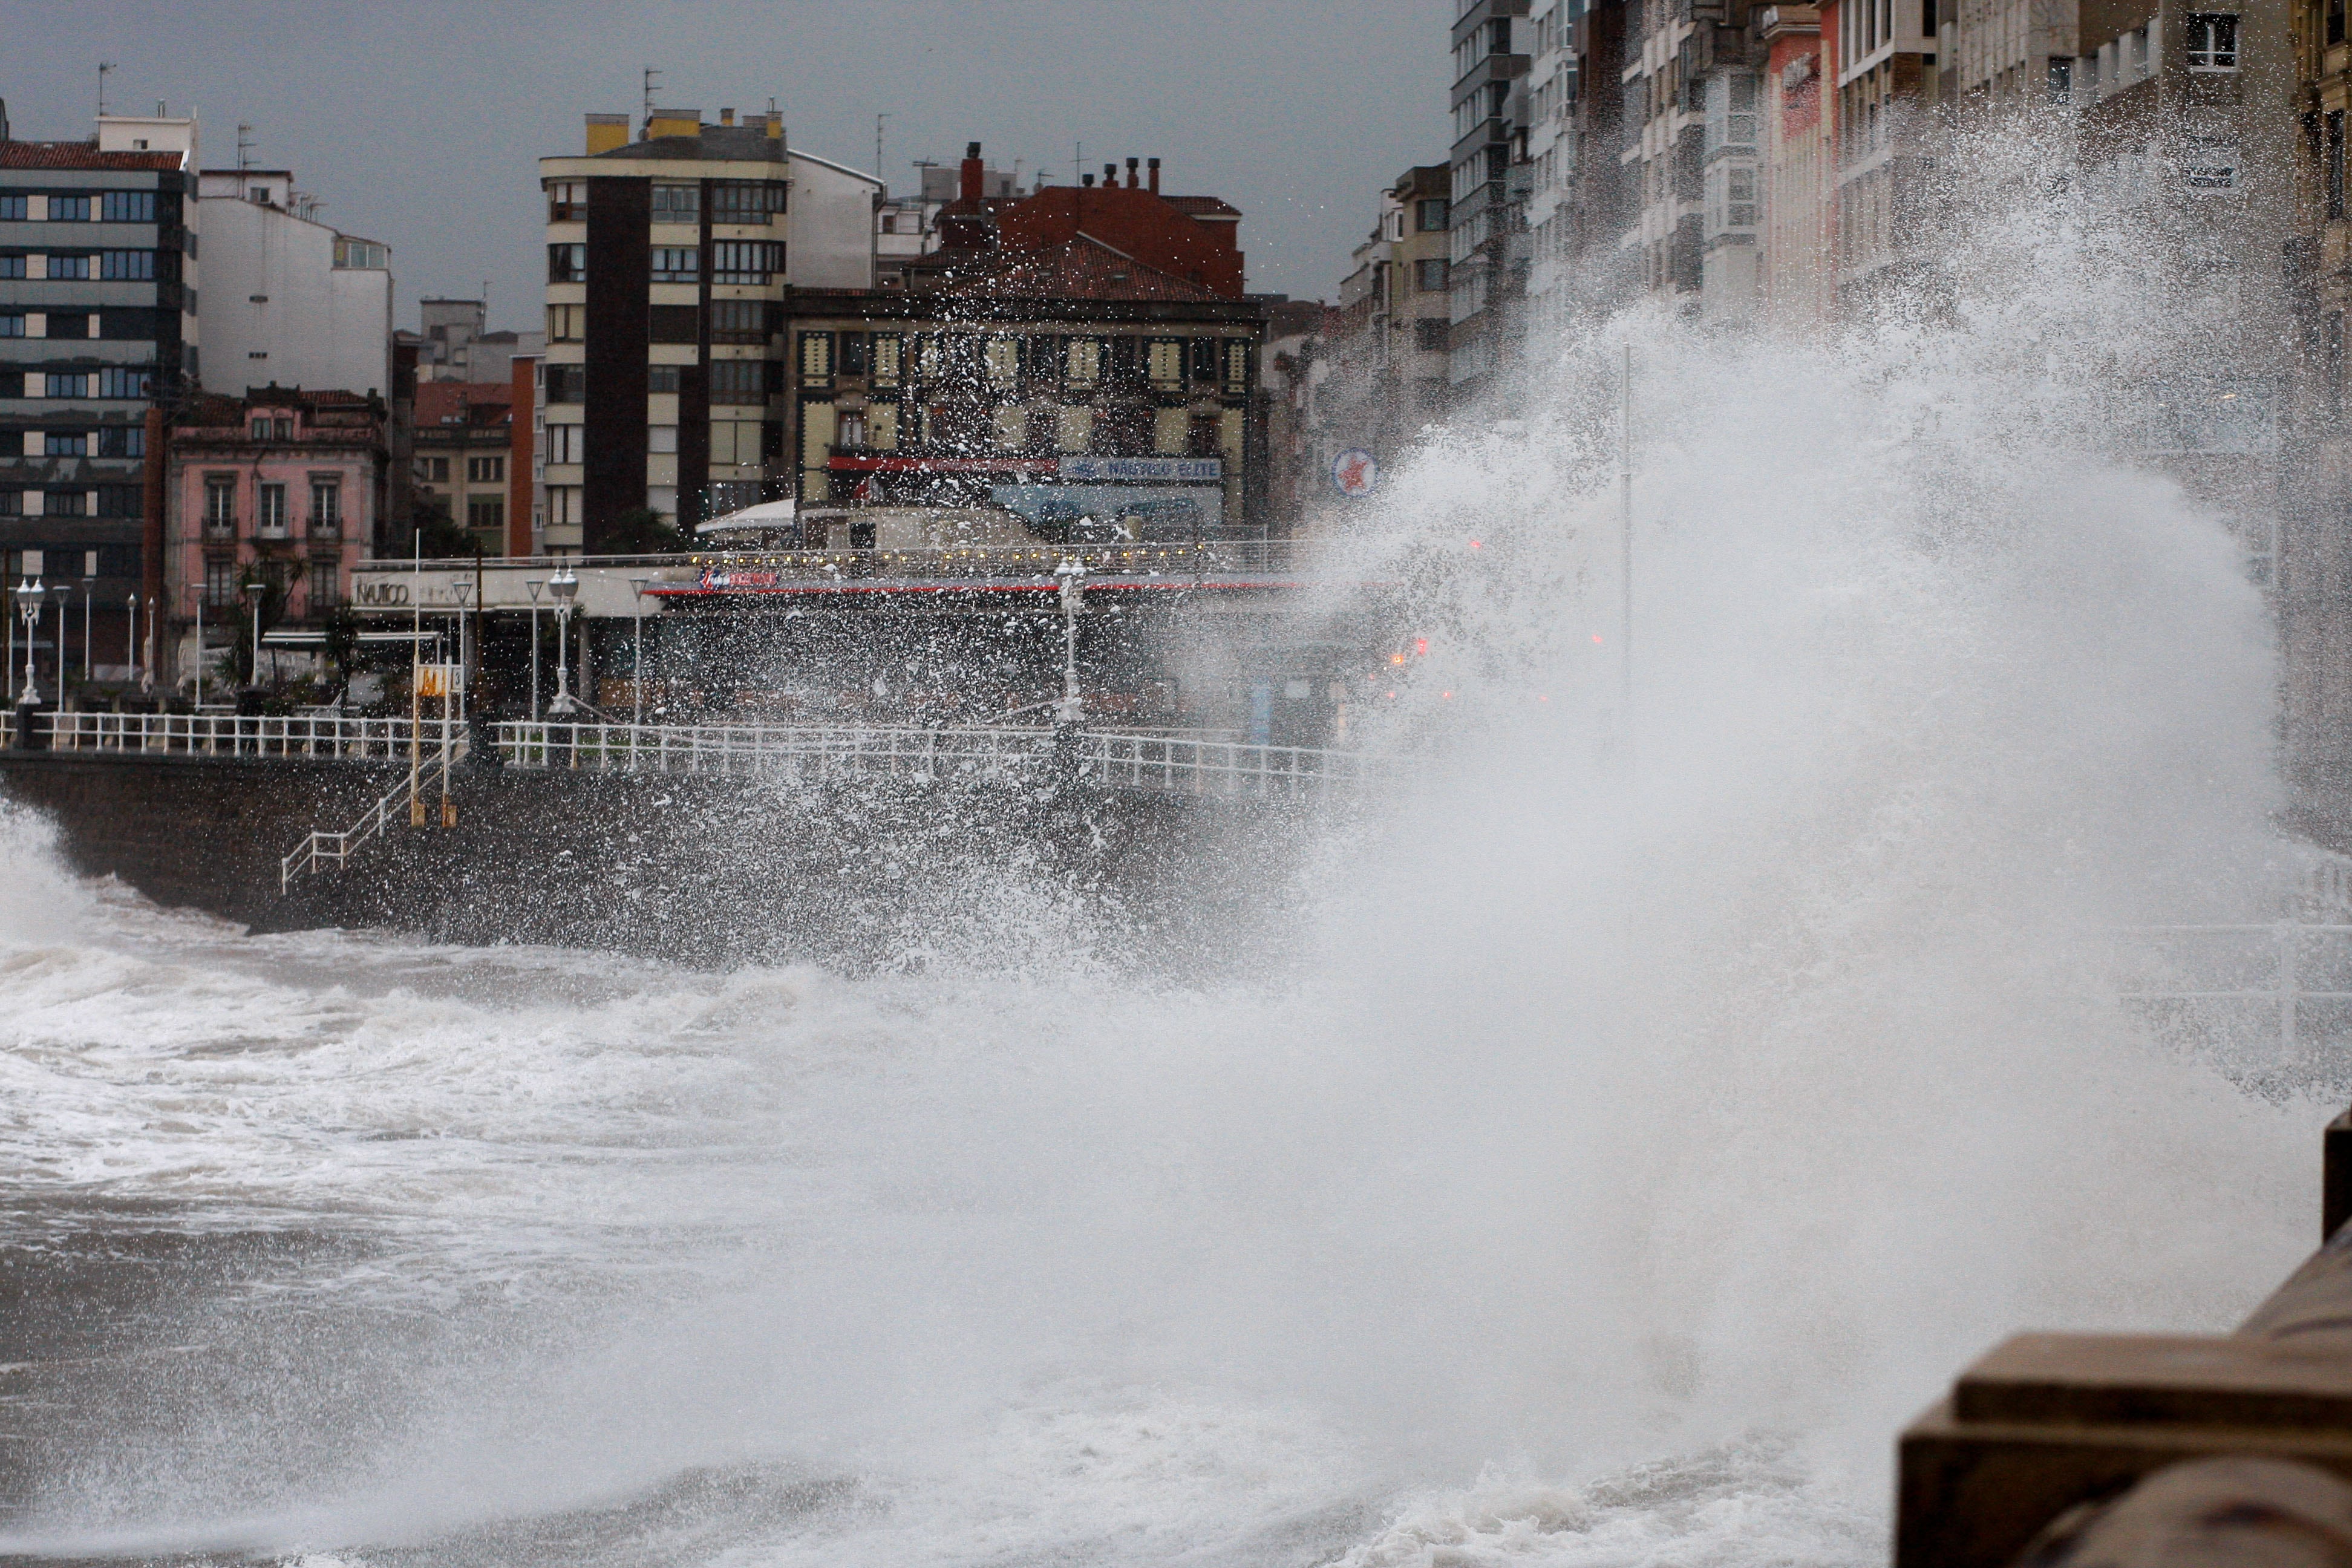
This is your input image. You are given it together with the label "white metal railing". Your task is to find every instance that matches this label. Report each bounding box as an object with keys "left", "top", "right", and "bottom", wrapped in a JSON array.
[
  {"left": 2115, "top": 924, "right": 2352, "bottom": 1063},
  {"left": 497, "top": 721, "right": 1058, "bottom": 783},
  {"left": 280, "top": 730, "right": 466, "bottom": 892},
  {"left": 41, "top": 711, "right": 450, "bottom": 760},
  {"left": 495, "top": 720, "right": 1383, "bottom": 798}
]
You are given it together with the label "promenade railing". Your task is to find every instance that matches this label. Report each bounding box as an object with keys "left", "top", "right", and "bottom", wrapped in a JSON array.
[
  {"left": 42, "top": 711, "right": 443, "bottom": 760},
  {"left": 279, "top": 729, "right": 466, "bottom": 892}
]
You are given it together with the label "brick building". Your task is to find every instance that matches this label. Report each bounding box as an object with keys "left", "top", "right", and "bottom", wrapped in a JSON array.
[{"left": 411, "top": 379, "right": 512, "bottom": 555}]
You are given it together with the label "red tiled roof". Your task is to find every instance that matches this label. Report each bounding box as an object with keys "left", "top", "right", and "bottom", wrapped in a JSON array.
[
  {"left": 0, "top": 141, "right": 181, "bottom": 171},
  {"left": 414, "top": 381, "right": 514, "bottom": 426},
  {"left": 1163, "top": 195, "right": 1242, "bottom": 219},
  {"left": 935, "top": 235, "right": 1221, "bottom": 302}
]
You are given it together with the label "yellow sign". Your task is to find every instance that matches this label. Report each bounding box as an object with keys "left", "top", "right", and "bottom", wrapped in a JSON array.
[{"left": 415, "top": 663, "right": 459, "bottom": 698}]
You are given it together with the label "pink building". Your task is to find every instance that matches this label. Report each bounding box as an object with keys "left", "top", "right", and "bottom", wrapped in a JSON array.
[{"left": 163, "top": 388, "right": 388, "bottom": 690}]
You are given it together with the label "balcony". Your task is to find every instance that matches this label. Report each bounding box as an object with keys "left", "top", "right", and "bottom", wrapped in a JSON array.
[{"left": 202, "top": 514, "right": 236, "bottom": 540}]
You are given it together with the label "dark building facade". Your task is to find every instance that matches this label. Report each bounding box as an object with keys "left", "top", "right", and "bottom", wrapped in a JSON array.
[{"left": 0, "top": 127, "right": 192, "bottom": 688}]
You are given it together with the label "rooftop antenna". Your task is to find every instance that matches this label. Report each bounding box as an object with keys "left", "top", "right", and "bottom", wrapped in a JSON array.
[
  {"left": 641, "top": 67, "right": 663, "bottom": 136},
  {"left": 236, "top": 122, "right": 255, "bottom": 172},
  {"left": 96, "top": 62, "right": 115, "bottom": 119},
  {"left": 875, "top": 111, "right": 890, "bottom": 178}
]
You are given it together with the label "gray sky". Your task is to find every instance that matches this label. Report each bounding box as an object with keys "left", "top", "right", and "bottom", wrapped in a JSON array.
[{"left": 6, "top": 0, "right": 1445, "bottom": 332}]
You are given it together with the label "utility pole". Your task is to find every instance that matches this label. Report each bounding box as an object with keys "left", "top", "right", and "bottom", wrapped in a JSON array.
[
  {"left": 97, "top": 62, "right": 115, "bottom": 119},
  {"left": 1619, "top": 342, "right": 1633, "bottom": 705},
  {"left": 875, "top": 113, "right": 890, "bottom": 179}
]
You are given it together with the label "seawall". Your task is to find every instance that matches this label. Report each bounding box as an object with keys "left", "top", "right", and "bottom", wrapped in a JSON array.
[{"left": 0, "top": 753, "right": 1323, "bottom": 973}]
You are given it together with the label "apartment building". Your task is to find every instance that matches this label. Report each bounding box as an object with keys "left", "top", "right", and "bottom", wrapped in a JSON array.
[
  {"left": 1526, "top": 0, "right": 1582, "bottom": 330},
  {"left": 0, "top": 106, "right": 197, "bottom": 690},
  {"left": 538, "top": 104, "right": 879, "bottom": 552},
  {"left": 1313, "top": 168, "right": 1453, "bottom": 493},
  {"left": 411, "top": 380, "right": 513, "bottom": 555},
  {"left": 191, "top": 165, "right": 391, "bottom": 399},
  {"left": 1451, "top": 0, "right": 1536, "bottom": 400}
]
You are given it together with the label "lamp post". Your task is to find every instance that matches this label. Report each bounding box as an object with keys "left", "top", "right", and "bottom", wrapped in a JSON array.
[
  {"left": 191, "top": 585, "right": 205, "bottom": 710},
  {"left": 451, "top": 578, "right": 474, "bottom": 712},
  {"left": 17, "top": 576, "right": 46, "bottom": 707},
  {"left": 524, "top": 577, "right": 543, "bottom": 721},
  {"left": 1053, "top": 557, "right": 1086, "bottom": 728},
  {"left": 79, "top": 561, "right": 93, "bottom": 690},
  {"left": 141, "top": 592, "right": 155, "bottom": 696},
  {"left": 627, "top": 577, "right": 650, "bottom": 727},
  {"left": 547, "top": 563, "right": 578, "bottom": 717},
  {"left": 125, "top": 592, "right": 137, "bottom": 690}
]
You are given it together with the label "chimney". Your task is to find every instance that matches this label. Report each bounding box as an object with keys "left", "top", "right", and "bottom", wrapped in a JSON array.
[
  {"left": 584, "top": 112, "right": 630, "bottom": 155},
  {"left": 1125, "top": 157, "right": 1140, "bottom": 189},
  {"left": 1082, "top": 173, "right": 1096, "bottom": 187},
  {"left": 1104, "top": 163, "right": 1118, "bottom": 187},
  {"left": 720, "top": 107, "right": 736, "bottom": 126},
  {"left": 961, "top": 141, "right": 984, "bottom": 203},
  {"left": 1148, "top": 156, "right": 1161, "bottom": 194}
]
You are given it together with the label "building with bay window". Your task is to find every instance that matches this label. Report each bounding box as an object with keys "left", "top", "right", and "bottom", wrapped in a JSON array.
[{"left": 536, "top": 103, "right": 880, "bottom": 553}]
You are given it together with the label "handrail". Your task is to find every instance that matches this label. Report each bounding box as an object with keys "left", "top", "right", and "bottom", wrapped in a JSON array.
[{"left": 279, "top": 728, "right": 466, "bottom": 892}]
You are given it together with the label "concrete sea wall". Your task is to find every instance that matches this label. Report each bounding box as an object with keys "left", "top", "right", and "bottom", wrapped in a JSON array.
[{"left": 0, "top": 753, "right": 1321, "bottom": 973}]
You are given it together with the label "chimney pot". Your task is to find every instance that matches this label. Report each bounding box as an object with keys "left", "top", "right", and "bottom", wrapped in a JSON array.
[
  {"left": 1148, "top": 156, "right": 1161, "bottom": 194},
  {"left": 967, "top": 141, "right": 982, "bottom": 158},
  {"left": 1082, "top": 174, "right": 1096, "bottom": 187},
  {"left": 1125, "top": 157, "right": 1140, "bottom": 189}
]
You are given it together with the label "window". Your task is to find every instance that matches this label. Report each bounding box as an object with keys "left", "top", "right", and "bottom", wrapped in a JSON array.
[
  {"left": 1188, "top": 336, "right": 1218, "bottom": 383},
  {"left": 47, "top": 313, "right": 88, "bottom": 339},
  {"left": 710, "top": 298, "right": 768, "bottom": 343},
  {"left": 47, "top": 195, "right": 90, "bottom": 222},
  {"left": 711, "top": 358, "right": 767, "bottom": 404},
  {"left": 97, "top": 426, "right": 144, "bottom": 457},
  {"left": 651, "top": 245, "right": 699, "bottom": 282},
  {"left": 249, "top": 416, "right": 269, "bottom": 440},
  {"left": 650, "top": 183, "right": 700, "bottom": 221},
  {"left": 96, "top": 485, "right": 139, "bottom": 517},
  {"left": 204, "top": 558, "right": 237, "bottom": 607},
  {"left": 839, "top": 332, "right": 868, "bottom": 375},
  {"left": 1222, "top": 339, "right": 1252, "bottom": 390},
  {"left": 309, "top": 570, "right": 339, "bottom": 612},
  {"left": 0, "top": 195, "right": 22, "bottom": 221},
  {"left": 258, "top": 483, "right": 288, "bottom": 536},
  {"left": 100, "top": 191, "right": 154, "bottom": 223},
  {"left": 0, "top": 315, "right": 19, "bottom": 338},
  {"left": 0, "top": 256, "right": 23, "bottom": 279},
  {"left": 467, "top": 497, "right": 505, "bottom": 532},
  {"left": 99, "top": 367, "right": 151, "bottom": 399},
  {"left": 44, "top": 431, "right": 87, "bottom": 456},
  {"left": 647, "top": 365, "right": 680, "bottom": 394},
  {"left": 1414, "top": 318, "right": 1448, "bottom": 352},
  {"left": 1416, "top": 258, "right": 1449, "bottom": 292},
  {"left": 2186, "top": 12, "right": 2238, "bottom": 68},
  {"left": 545, "top": 425, "right": 583, "bottom": 463},
  {"left": 915, "top": 334, "right": 942, "bottom": 381},
  {"left": 708, "top": 180, "right": 786, "bottom": 222},
  {"left": 205, "top": 479, "right": 237, "bottom": 534},
  {"left": 799, "top": 332, "right": 835, "bottom": 381},
  {"left": 1065, "top": 338, "right": 1102, "bottom": 385},
  {"left": 2334, "top": 0, "right": 2346, "bottom": 47},
  {"left": 44, "top": 490, "right": 85, "bottom": 517},
  {"left": 46, "top": 253, "right": 90, "bottom": 280},
  {"left": 333, "top": 238, "right": 387, "bottom": 269},
  {"left": 466, "top": 455, "right": 505, "bottom": 483},
  {"left": 547, "top": 243, "right": 586, "bottom": 283},
  {"left": 45, "top": 373, "right": 88, "bottom": 399},
  {"left": 1146, "top": 339, "right": 1183, "bottom": 388},
  {"left": 547, "top": 180, "right": 586, "bottom": 222},
  {"left": 711, "top": 240, "right": 781, "bottom": 283},
  {"left": 872, "top": 334, "right": 902, "bottom": 385},
  {"left": 986, "top": 337, "right": 1021, "bottom": 388},
  {"left": 546, "top": 304, "right": 583, "bottom": 342},
  {"left": 547, "top": 486, "right": 581, "bottom": 528},
  {"left": 311, "top": 479, "right": 341, "bottom": 534},
  {"left": 1417, "top": 197, "right": 1449, "bottom": 232},
  {"left": 544, "top": 364, "right": 586, "bottom": 403},
  {"left": 1728, "top": 166, "right": 1759, "bottom": 226}
]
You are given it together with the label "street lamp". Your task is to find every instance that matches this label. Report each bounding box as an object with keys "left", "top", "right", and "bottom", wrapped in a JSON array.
[
  {"left": 451, "top": 578, "right": 474, "bottom": 714},
  {"left": 126, "top": 592, "right": 138, "bottom": 690},
  {"left": 524, "top": 577, "right": 544, "bottom": 720},
  {"left": 79, "top": 556, "right": 94, "bottom": 690},
  {"left": 546, "top": 562, "right": 578, "bottom": 717},
  {"left": 1053, "top": 557, "right": 1087, "bottom": 728},
  {"left": 627, "top": 577, "right": 650, "bottom": 727},
  {"left": 16, "top": 576, "right": 45, "bottom": 707}
]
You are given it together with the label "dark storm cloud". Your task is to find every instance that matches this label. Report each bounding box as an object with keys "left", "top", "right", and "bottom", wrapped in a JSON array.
[{"left": 6, "top": 0, "right": 1443, "bottom": 328}]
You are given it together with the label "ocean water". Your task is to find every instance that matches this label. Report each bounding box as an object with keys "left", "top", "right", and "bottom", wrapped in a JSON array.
[{"left": 0, "top": 131, "right": 2331, "bottom": 1566}]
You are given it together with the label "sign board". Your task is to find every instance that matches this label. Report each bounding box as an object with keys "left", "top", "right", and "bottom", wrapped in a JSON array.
[
  {"left": 1331, "top": 448, "right": 1379, "bottom": 498},
  {"left": 414, "top": 663, "right": 460, "bottom": 698},
  {"left": 1056, "top": 457, "right": 1223, "bottom": 483}
]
